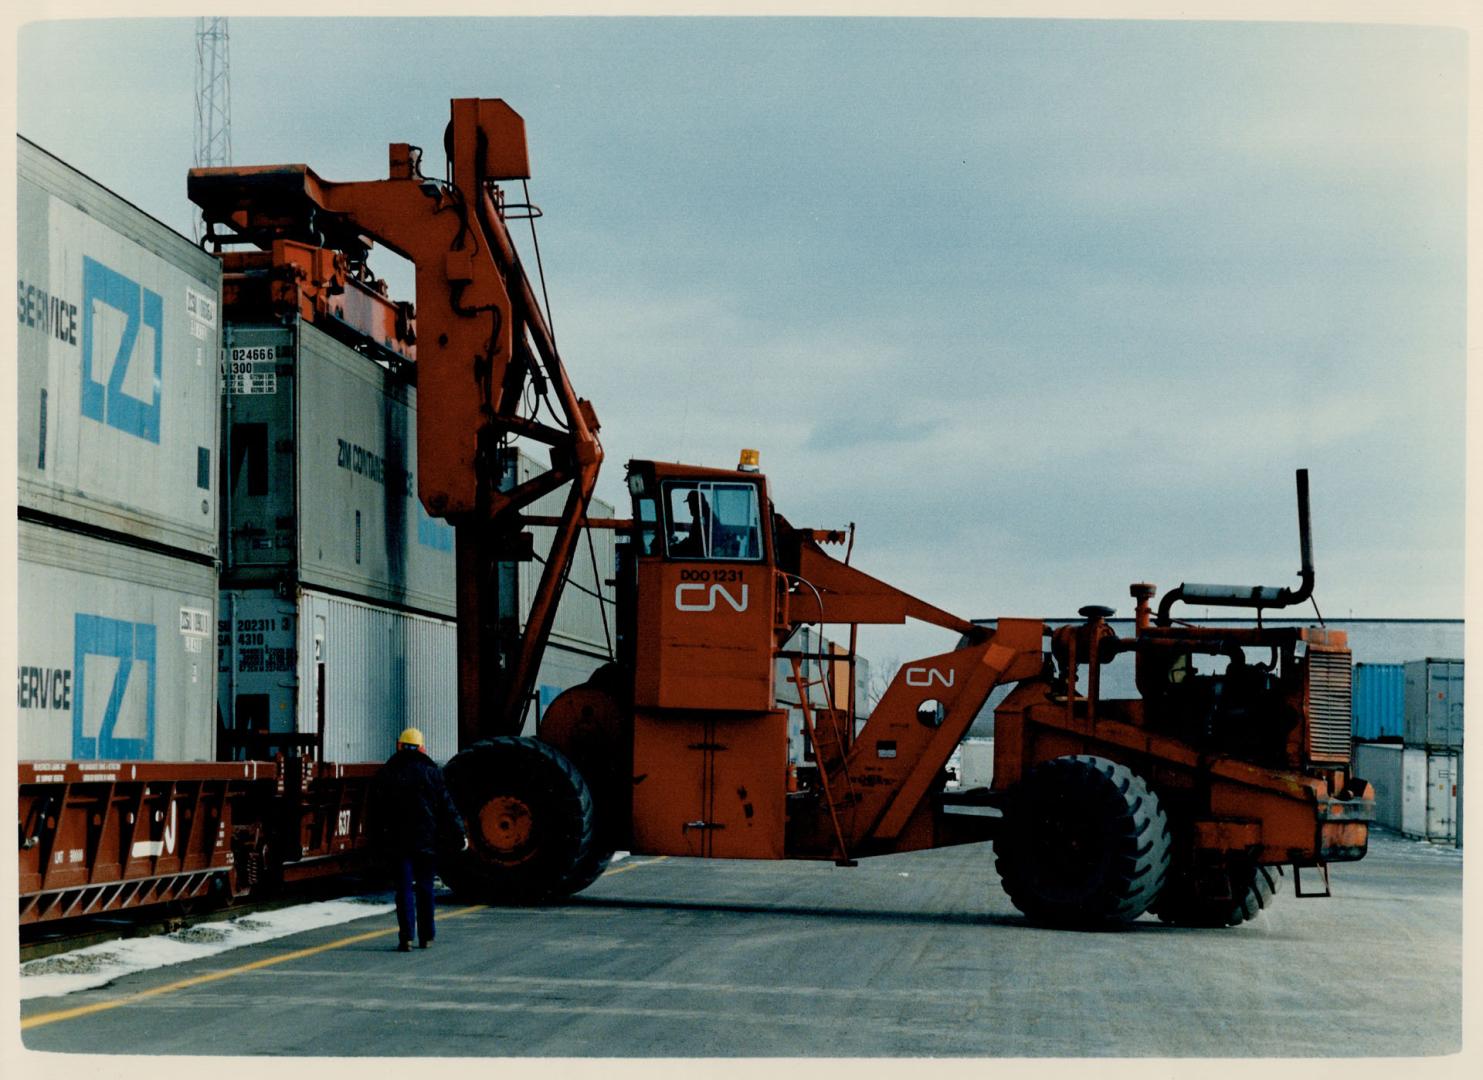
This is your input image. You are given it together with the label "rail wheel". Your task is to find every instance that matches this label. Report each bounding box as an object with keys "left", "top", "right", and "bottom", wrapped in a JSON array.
[
  {"left": 1150, "top": 863, "right": 1283, "bottom": 927},
  {"left": 994, "top": 755, "right": 1171, "bottom": 927},
  {"left": 440, "top": 737, "right": 605, "bottom": 904}
]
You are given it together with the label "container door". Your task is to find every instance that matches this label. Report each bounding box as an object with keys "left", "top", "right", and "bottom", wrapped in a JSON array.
[
  {"left": 1401, "top": 748, "right": 1428, "bottom": 838},
  {"left": 1426, "top": 753, "right": 1457, "bottom": 842}
]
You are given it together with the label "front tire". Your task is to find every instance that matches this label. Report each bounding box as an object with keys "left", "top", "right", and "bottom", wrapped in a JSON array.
[
  {"left": 440, "top": 737, "right": 605, "bottom": 904},
  {"left": 994, "top": 755, "right": 1171, "bottom": 927}
]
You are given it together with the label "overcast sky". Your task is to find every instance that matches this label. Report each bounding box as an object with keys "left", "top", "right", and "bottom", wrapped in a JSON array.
[{"left": 16, "top": 16, "right": 1467, "bottom": 662}]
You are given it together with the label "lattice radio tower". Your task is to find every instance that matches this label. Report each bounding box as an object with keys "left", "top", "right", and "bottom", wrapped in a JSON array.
[{"left": 193, "top": 17, "right": 232, "bottom": 239}]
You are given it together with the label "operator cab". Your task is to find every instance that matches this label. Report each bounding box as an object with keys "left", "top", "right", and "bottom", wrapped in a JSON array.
[
  {"left": 621, "top": 458, "right": 778, "bottom": 714},
  {"left": 625, "top": 459, "right": 772, "bottom": 565}
]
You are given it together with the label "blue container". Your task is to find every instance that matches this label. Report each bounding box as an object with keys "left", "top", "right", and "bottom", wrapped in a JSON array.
[{"left": 1353, "top": 663, "right": 1405, "bottom": 741}]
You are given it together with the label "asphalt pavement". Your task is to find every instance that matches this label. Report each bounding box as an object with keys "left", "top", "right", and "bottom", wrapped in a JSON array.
[{"left": 17, "top": 832, "right": 1463, "bottom": 1058}]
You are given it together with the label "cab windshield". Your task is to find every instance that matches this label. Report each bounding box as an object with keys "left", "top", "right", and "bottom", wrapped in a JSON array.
[{"left": 663, "top": 481, "right": 763, "bottom": 561}]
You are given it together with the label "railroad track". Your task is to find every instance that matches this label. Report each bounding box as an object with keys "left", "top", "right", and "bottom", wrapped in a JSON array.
[{"left": 19, "top": 874, "right": 386, "bottom": 963}]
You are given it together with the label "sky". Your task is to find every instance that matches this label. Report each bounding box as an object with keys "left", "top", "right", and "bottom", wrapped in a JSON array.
[{"left": 13, "top": 15, "right": 1468, "bottom": 664}]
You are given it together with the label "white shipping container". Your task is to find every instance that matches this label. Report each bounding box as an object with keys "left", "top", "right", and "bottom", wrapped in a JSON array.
[
  {"left": 503, "top": 450, "right": 618, "bottom": 655},
  {"left": 18, "top": 138, "right": 222, "bottom": 557},
  {"left": 17, "top": 521, "right": 217, "bottom": 762},
  {"left": 219, "top": 588, "right": 459, "bottom": 765},
  {"left": 1399, "top": 746, "right": 1459, "bottom": 844},
  {"left": 220, "top": 587, "right": 611, "bottom": 760},
  {"left": 959, "top": 738, "right": 996, "bottom": 789}
]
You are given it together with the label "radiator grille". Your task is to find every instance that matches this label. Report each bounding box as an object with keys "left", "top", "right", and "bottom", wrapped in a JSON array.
[{"left": 1306, "top": 648, "right": 1353, "bottom": 764}]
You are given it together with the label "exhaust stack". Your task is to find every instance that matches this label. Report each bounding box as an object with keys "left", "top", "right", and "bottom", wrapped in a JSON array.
[{"left": 1155, "top": 469, "right": 1315, "bottom": 625}]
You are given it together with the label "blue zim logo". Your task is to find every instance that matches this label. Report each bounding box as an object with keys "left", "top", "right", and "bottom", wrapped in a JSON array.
[
  {"left": 81, "top": 257, "right": 163, "bottom": 444},
  {"left": 73, "top": 614, "right": 156, "bottom": 759}
]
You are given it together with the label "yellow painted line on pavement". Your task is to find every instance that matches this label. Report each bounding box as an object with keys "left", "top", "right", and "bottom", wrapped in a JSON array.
[
  {"left": 22, "top": 904, "right": 487, "bottom": 1031},
  {"left": 603, "top": 856, "right": 669, "bottom": 876}
]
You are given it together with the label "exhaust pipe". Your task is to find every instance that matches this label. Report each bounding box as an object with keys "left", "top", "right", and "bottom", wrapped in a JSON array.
[{"left": 1155, "top": 469, "right": 1315, "bottom": 626}]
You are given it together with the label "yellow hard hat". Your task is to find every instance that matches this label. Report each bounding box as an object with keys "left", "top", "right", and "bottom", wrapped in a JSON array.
[{"left": 397, "top": 727, "right": 425, "bottom": 749}]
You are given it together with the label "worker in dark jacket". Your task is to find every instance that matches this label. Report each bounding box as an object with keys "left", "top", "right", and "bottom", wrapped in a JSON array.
[{"left": 371, "top": 727, "right": 466, "bottom": 952}]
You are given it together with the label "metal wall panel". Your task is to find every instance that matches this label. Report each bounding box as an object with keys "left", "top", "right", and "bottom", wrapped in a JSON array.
[
  {"left": 1425, "top": 752, "right": 1459, "bottom": 843},
  {"left": 1404, "top": 658, "right": 1464, "bottom": 750},
  {"left": 18, "top": 521, "right": 217, "bottom": 762},
  {"left": 18, "top": 139, "right": 222, "bottom": 557},
  {"left": 219, "top": 588, "right": 458, "bottom": 765},
  {"left": 221, "top": 321, "right": 458, "bottom": 616},
  {"left": 503, "top": 450, "right": 618, "bottom": 654},
  {"left": 1353, "top": 741, "right": 1404, "bottom": 831},
  {"left": 1352, "top": 663, "right": 1405, "bottom": 741},
  {"left": 959, "top": 737, "right": 996, "bottom": 789},
  {"left": 219, "top": 587, "right": 611, "bottom": 758}
]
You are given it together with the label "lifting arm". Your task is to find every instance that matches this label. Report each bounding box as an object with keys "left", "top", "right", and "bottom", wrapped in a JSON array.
[{"left": 191, "top": 99, "right": 602, "bottom": 740}]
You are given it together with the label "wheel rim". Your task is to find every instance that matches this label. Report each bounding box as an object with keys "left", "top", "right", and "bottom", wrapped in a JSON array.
[{"left": 477, "top": 796, "right": 537, "bottom": 865}]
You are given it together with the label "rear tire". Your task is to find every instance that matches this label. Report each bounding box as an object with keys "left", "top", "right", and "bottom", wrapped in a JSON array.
[
  {"left": 1151, "top": 863, "right": 1283, "bottom": 927},
  {"left": 994, "top": 755, "right": 1171, "bottom": 927},
  {"left": 440, "top": 737, "right": 604, "bottom": 904}
]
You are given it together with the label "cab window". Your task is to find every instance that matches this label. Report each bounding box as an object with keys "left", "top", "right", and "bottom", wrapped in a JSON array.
[{"left": 663, "top": 481, "right": 763, "bottom": 561}]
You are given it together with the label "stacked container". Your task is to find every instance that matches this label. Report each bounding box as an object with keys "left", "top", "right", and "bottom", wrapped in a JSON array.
[
  {"left": 16, "top": 138, "right": 222, "bottom": 763},
  {"left": 1397, "top": 659, "right": 1463, "bottom": 846},
  {"left": 1352, "top": 662, "right": 1405, "bottom": 742},
  {"left": 217, "top": 318, "right": 618, "bottom": 761}
]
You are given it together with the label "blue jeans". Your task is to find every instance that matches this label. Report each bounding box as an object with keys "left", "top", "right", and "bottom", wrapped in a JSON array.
[{"left": 393, "top": 852, "right": 437, "bottom": 944}]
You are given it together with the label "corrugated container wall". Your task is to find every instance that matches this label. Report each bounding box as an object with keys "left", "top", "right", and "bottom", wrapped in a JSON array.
[
  {"left": 1352, "top": 663, "right": 1405, "bottom": 741},
  {"left": 501, "top": 450, "right": 617, "bottom": 657},
  {"left": 17, "top": 138, "right": 222, "bottom": 558},
  {"left": 221, "top": 320, "right": 457, "bottom": 616},
  {"left": 1399, "top": 747, "right": 1461, "bottom": 845},
  {"left": 1404, "top": 658, "right": 1464, "bottom": 749},
  {"left": 220, "top": 587, "right": 609, "bottom": 756},
  {"left": 219, "top": 588, "right": 459, "bottom": 765},
  {"left": 1352, "top": 742, "right": 1404, "bottom": 832},
  {"left": 18, "top": 521, "right": 217, "bottom": 762}
]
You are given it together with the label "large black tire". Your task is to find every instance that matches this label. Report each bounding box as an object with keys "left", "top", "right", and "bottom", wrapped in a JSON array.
[
  {"left": 994, "top": 755, "right": 1171, "bottom": 927},
  {"left": 439, "top": 737, "right": 607, "bottom": 904},
  {"left": 1151, "top": 863, "right": 1283, "bottom": 927}
]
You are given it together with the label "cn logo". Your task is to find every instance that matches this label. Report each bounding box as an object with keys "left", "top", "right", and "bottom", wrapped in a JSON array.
[
  {"left": 675, "top": 583, "right": 750, "bottom": 612},
  {"left": 905, "top": 667, "right": 955, "bottom": 688},
  {"left": 129, "top": 801, "right": 177, "bottom": 860}
]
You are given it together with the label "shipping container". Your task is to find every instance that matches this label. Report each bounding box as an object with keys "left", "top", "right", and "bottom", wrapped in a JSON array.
[
  {"left": 1353, "top": 741, "right": 1404, "bottom": 832},
  {"left": 220, "top": 586, "right": 610, "bottom": 763},
  {"left": 1404, "top": 658, "right": 1464, "bottom": 749},
  {"left": 18, "top": 520, "right": 217, "bottom": 762},
  {"left": 1352, "top": 662, "right": 1405, "bottom": 741},
  {"left": 17, "top": 138, "right": 222, "bottom": 558},
  {"left": 500, "top": 449, "right": 618, "bottom": 655},
  {"left": 959, "top": 737, "right": 995, "bottom": 789},
  {"left": 221, "top": 320, "right": 457, "bottom": 616},
  {"left": 774, "top": 627, "right": 871, "bottom": 767},
  {"left": 219, "top": 587, "right": 458, "bottom": 765},
  {"left": 1399, "top": 747, "right": 1461, "bottom": 845}
]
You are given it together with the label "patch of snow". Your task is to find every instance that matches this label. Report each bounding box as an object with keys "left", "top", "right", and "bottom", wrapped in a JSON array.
[{"left": 20, "top": 895, "right": 396, "bottom": 1001}]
